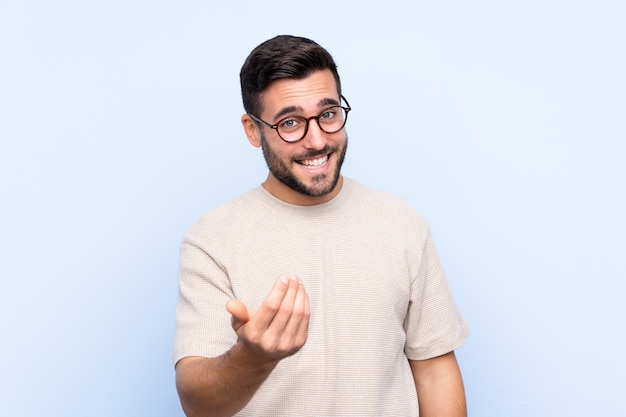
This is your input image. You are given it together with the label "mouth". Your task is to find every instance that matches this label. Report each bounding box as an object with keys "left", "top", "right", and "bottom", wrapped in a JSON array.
[{"left": 296, "top": 153, "right": 330, "bottom": 169}]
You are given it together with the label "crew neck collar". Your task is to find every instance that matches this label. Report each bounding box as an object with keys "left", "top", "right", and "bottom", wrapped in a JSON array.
[{"left": 255, "top": 177, "right": 352, "bottom": 214}]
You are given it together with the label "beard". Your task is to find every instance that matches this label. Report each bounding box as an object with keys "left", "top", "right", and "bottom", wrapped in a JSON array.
[{"left": 259, "top": 131, "right": 348, "bottom": 198}]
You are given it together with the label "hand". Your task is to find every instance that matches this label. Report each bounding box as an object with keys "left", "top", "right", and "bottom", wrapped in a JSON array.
[{"left": 226, "top": 274, "right": 310, "bottom": 360}]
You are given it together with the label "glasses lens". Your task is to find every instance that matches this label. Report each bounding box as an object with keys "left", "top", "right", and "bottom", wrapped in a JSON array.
[
  {"left": 277, "top": 116, "right": 307, "bottom": 142},
  {"left": 318, "top": 106, "right": 347, "bottom": 134}
]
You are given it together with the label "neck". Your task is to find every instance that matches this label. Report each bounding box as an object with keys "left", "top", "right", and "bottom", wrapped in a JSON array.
[{"left": 262, "top": 175, "right": 344, "bottom": 206}]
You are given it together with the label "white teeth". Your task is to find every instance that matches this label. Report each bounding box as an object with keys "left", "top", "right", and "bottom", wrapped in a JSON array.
[{"left": 300, "top": 155, "right": 328, "bottom": 168}]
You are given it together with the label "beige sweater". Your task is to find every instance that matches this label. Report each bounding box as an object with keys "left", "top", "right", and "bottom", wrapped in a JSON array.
[{"left": 174, "top": 177, "right": 468, "bottom": 416}]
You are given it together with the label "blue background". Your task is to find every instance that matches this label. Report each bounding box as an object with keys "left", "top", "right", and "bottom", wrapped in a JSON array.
[{"left": 1, "top": 1, "right": 624, "bottom": 415}]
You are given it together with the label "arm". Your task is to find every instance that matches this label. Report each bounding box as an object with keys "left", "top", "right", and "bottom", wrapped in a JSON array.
[
  {"left": 176, "top": 274, "right": 310, "bottom": 417},
  {"left": 409, "top": 351, "right": 467, "bottom": 417}
]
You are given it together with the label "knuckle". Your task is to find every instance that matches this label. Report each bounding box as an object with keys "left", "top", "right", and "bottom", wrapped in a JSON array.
[
  {"left": 264, "top": 302, "right": 280, "bottom": 315},
  {"left": 260, "top": 339, "right": 278, "bottom": 353},
  {"left": 289, "top": 309, "right": 304, "bottom": 321},
  {"left": 295, "top": 335, "right": 308, "bottom": 348},
  {"left": 278, "top": 305, "right": 293, "bottom": 316},
  {"left": 292, "top": 305, "right": 310, "bottom": 321},
  {"left": 277, "top": 340, "right": 296, "bottom": 356},
  {"left": 245, "top": 325, "right": 262, "bottom": 341}
]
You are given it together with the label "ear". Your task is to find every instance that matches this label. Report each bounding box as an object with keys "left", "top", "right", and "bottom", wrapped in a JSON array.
[{"left": 241, "top": 114, "right": 261, "bottom": 148}]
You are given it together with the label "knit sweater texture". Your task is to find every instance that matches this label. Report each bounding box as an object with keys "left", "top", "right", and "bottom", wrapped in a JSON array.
[{"left": 174, "top": 177, "right": 468, "bottom": 416}]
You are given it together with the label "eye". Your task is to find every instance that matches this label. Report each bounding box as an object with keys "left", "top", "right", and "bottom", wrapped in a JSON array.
[
  {"left": 279, "top": 117, "right": 302, "bottom": 130},
  {"left": 319, "top": 109, "right": 337, "bottom": 120}
]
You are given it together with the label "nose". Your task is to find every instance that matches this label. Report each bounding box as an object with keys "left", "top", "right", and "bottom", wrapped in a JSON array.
[{"left": 301, "top": 118, "right": 328, "bottom": 150}]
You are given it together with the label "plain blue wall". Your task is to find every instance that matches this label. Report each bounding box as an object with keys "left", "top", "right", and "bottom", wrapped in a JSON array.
[{"left": 1, "top": 1, "right": 624, "bottom": 415}]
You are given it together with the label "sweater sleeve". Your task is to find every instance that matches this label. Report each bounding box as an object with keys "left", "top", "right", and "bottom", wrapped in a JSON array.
[
  {"left": 403, "top": 230, "right": 469, "bottom": 360},
  {"left": 172, "top": 228, "right": 238, "bottom": 366}
]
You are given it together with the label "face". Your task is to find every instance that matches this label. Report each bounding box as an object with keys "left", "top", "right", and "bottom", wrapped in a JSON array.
[{"left": 242, "top": 70, "right": 348, "bottom": 205}]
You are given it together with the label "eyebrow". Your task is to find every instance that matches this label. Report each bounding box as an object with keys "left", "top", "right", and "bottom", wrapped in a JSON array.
[{"left": 272, "top": 97, "right": 340, "bottom": 121}]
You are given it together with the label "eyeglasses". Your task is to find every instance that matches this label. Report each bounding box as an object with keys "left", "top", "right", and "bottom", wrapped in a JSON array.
[{"left": 248, "top": 95, "right": 351, "bottom": 143}]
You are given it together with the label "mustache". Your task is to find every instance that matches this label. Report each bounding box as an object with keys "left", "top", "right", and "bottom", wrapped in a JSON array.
[{"left": 292, "top": 146, "right": 336, "bottom": 160}]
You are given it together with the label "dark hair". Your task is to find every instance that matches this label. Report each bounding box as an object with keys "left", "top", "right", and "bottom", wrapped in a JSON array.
[{"left": 240, "top": 35, "right": 341, "bottom": 116}]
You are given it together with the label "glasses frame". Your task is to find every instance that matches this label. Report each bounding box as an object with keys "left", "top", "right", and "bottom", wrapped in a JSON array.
[{"left": 248, "top": 95, "right": 351, "bottom": 143}]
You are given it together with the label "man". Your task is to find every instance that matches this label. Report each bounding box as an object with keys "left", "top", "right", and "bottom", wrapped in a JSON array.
[{"left": 174, "top": 35, "right": 469, "bottom": 417}]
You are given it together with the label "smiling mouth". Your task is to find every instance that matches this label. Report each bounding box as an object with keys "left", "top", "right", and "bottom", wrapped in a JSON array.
[{"left": 297, "top": 154, "right": 329, "bottom": 168}]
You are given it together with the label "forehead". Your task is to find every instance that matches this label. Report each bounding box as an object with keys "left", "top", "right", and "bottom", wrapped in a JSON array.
[{"left": 259, "top": 70, "right": 339, "bottom": 119}]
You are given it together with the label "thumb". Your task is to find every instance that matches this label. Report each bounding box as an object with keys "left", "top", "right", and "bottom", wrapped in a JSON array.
[{"left": 226, "top": 300, "right": 250, "bottom": 331}]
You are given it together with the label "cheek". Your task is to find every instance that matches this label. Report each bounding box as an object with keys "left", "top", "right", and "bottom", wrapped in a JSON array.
[
  {"left": 263, "top": 140, "right": 293, "bottom": 166},
  {"left": 269, "top": 143, "right": 296, "bottom": 162}
]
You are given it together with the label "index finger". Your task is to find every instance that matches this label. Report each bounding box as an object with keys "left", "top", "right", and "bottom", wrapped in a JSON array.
[{"left": 253, "top": 274, "right": 299, "bottom": 328}]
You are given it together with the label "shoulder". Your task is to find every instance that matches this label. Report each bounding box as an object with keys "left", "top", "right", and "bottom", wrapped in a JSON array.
[
  {"left": 341, "top": 178, "right": 432, "bottom": 247},
  {"left": 182, "top": 187, "right": 267, "bottom": 246},
  {"left": 345, "top": 178, "right": 428, "bottom": 226}
]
